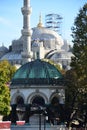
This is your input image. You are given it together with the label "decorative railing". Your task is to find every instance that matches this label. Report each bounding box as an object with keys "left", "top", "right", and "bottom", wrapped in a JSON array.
[{"left": 11, "top": 78, "right": 65, "bottom": 85}]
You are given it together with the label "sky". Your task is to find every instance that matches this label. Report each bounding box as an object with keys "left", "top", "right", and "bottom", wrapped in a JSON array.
[{"left": 0, "top": 0, "right": 87, "bottom": 48}]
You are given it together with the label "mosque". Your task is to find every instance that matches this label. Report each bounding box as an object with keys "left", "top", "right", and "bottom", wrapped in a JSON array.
[
  {"left": 1, "top": 0, "right": 72, "bottom": 129},
  {"left": 0, "top": 0, "right": 73, "bottom": 70}
]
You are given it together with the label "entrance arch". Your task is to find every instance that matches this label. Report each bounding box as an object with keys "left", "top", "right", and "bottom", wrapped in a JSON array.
[
  {"left": 29, "top": 95, "right": 46, "bottom": 125},
  {"left": 27, "top": 92, "right": 48, "bottom": 104},
  {"left": 49, "top": 95, "right": 65, "bottom": 125},
  {"left": 51, "top": 96, "right": 59, "bottom": 105},
  {"left": 32, "top": 95, "right": 45, "bottom": 106}
]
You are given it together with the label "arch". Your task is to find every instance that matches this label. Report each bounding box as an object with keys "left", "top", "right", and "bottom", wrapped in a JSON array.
[
  {"left": 11, "top": 91, "right": 25, "bottom": 104},
  {"left": 49, "top": 92, "right": 60, "bottom": 104},
  {"left": 27, "top": 91, "right": 48, "bottom": 104},
  {"left": 50, "top": 91, "right": 65, "bottom": 104},
  {"left": 16, "top": 95, "right": 24, "bottom": 105},
  {"left": 32, "top": 95, "right": 45, "bottom": 106},
  {"left": 51, "top": 96, "right": 59, "bottom": 105}
]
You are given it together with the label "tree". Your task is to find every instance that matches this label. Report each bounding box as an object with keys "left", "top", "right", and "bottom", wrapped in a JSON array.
[
  {"left": 0, "top": 83, "right": 10, "bottom": 116},
  {"left": 66, "top": 3, "right": 87, "bottom": 126},
  {"left": 71, "top": 3, "right": 87, "bottom": 90},
  {"left": 0, "top": 60, "right": 16, "bottom": 116},
  {"left": 0, "top": 60, "right": 16, "bottom": 84},
  {"left": 64, "top": 69, "right": 79, "bottom": 126}
]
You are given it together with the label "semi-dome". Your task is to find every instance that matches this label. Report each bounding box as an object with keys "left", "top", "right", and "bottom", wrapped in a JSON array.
[
  {"left": 45, "top": 50, "right": 73, "bottom": 59},
  {"left": 11, "top": 59, "right": 63, "bottom": 85}
]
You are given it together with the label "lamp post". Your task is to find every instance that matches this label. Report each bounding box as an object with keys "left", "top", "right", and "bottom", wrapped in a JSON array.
[
  {"left": 39, "top": 111, "right": 41, "bottom": 130},
  {"left": 39, "top": 106, "right": 47, "bottom": 130},
  {"left": 43, "top": 109, "right": 47, "bottom": 130}
]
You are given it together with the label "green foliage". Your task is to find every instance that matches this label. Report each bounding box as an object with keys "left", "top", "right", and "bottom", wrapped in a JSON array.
[
  {"left": 65, "top": 69, "right": 78, "bottom": 120},
  {"left": 0, "top": 60, "right": 16, "bottom": 116},
  {"left": 71, "top": 3, "right": 87, "bottom": 90},
  {"left": 0, "top": 60, "right": 16, "bottom": 84},
  {"left": 71, "top": 3, "right": 87, "bottom": 45},
  {"left": 65, "top": 69, "right": 87, "bottom": 123},
  {"left": 0, "top": 83, "right": 10, "bottom": 116},
  {"left": 65, "top": 69, "right": 78, "bottom": 107},
  {"left": 65, "top": 3, "right": 87, "bottom": 122}
]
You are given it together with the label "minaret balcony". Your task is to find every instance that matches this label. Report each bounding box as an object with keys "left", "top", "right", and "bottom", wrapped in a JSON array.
[
  {"left": 21, "top": 7, "right": 32, "bottom": 15},
  {"left": 21, "top": 29, "right": 32, "bottom": 36}
]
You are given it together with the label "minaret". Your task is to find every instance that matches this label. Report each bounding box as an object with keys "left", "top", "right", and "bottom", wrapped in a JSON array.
[{"left": 21, "top": 0, "right": 32, "bottom": 64}]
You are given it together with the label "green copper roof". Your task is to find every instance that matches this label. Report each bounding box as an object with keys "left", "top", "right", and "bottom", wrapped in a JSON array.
[{"left": 12, "top": 59, "right": 63, "bottom": 85}]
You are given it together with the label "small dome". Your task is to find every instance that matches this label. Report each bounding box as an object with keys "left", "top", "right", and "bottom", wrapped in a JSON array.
[
  {"left": 12, "top": 59, "right": 63, "bottom": 85},
  {"left": 0, "top": 45, "right": 8, "bottom": 53},
  {"left": 0, "top": 45, "right": 8, "bottom": 58},
  {"left": 1, "top": 52, "right": 21, "bottom": 60}
]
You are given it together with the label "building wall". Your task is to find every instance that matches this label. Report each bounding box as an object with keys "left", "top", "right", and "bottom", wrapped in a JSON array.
[{"left": 10, "top": 84, "right": 65, "bottom": 105}]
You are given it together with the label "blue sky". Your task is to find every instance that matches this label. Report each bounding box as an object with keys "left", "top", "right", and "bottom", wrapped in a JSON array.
[{"left": 0, "top": 0, "right": 87, "bottom": 47}]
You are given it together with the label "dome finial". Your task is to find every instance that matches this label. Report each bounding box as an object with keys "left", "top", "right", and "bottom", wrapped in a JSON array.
[{"left": 37, "top": 12, "right": 43, "bottom": 28}]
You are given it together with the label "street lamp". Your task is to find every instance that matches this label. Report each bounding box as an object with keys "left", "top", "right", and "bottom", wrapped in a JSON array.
[
  {"left": 43, "top": 109, "right": 48, "bottom": 130},
  {"left": 38, "top": 106, "right": 47, "bottom": 130},
  {"left": 39, "top": 110, "right": 41, "bottom": 130}
]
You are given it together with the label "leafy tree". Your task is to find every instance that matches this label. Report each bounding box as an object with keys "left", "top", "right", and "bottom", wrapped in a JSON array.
[
  {"left": 65, "top": 69, "right": 80, "bottom": 125},
  {"left": 71, "top": 3, "right": 87, "bottom": 90},
  {"left": 0, "top": 83, "right": 10, "bottom": 116},
  {"left": 65, "top": 3, "right": 87, "bottom": 126},
  {"left": 0, "top": 60, "right": 16, "bottom": 84},
  {"left": 71, "top": 3, "right": 87, "bottom": 103},
  {"left": 0, "top": 60, "right": 16, "bottom": 116}
]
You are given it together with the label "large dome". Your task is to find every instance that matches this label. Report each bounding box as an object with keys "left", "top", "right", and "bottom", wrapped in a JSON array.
[
  {"left": 32, "top": 27, "right": 64, "bottom": 50},
  {"left": 12, "top": 59, "right": 63, "bottom": 85}
]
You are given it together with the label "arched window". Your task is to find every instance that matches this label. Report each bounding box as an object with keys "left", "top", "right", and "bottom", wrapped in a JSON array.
[{"left": 16, "top": 96, "right": 24, "bottom": 105}]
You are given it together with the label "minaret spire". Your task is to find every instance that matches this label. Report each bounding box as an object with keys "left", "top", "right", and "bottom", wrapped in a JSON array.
[
  {"left": 21, "top": 0, "right": 32, "bottom": 64},
  {"left": 37, "top": 13, "right": 43, "bottom": 28}
]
